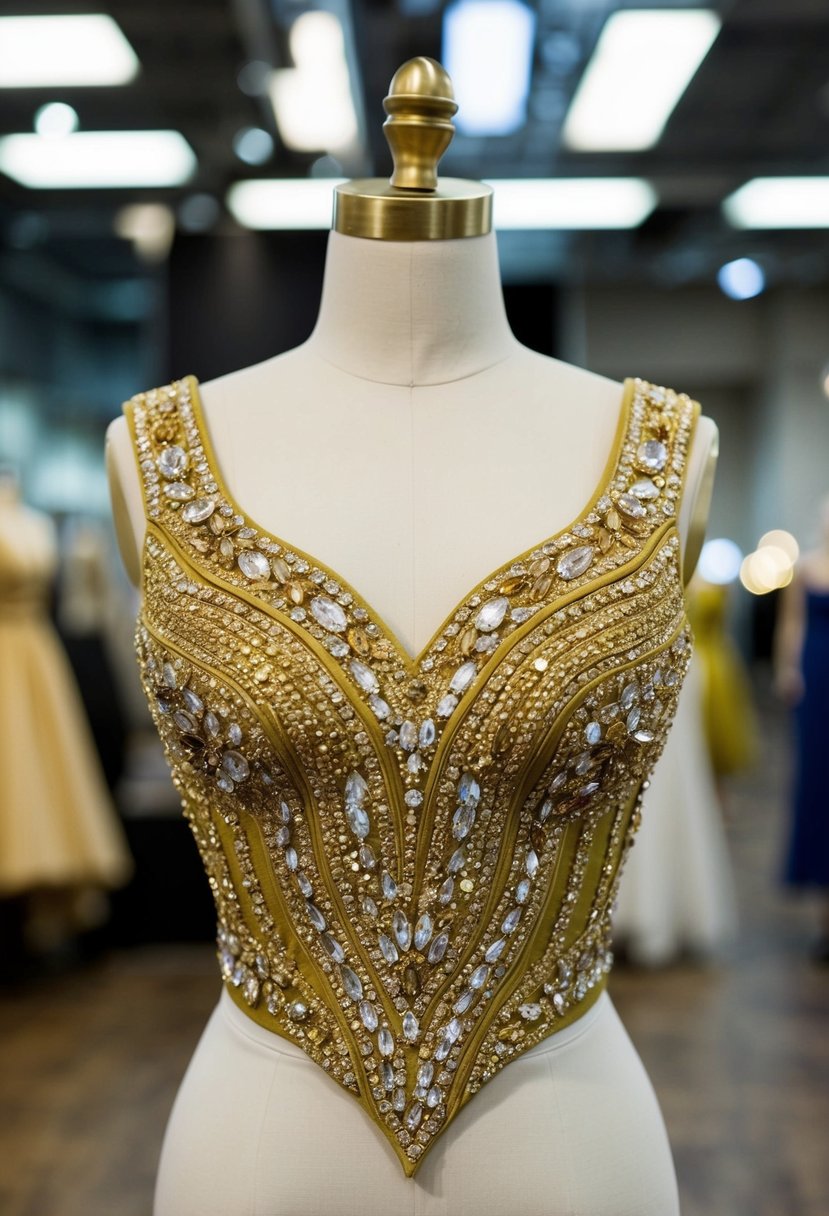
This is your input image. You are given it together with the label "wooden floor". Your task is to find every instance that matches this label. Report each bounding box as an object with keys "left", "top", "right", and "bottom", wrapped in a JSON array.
[{"left": 0, "top": 685, "right": 827, "bottom": 1216}]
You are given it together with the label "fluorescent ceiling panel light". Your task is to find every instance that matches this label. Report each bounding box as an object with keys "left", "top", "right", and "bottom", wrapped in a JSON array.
[
  {"left": 0, "top": 131, "right": 196, "bottom": 188},
  {"left": 269, "top": 11, "right": 357, "bottom": 152},
  {"left": 227, "top": 179, "right": 346, "bottom": 229},
  {"left": 0, "top": 15, "right": 139, "bottom": 87},
  {"left": 562, "top": 9, "right": 720, "bottom": 151},
  {"left": 723, "top": 177, "right": 829, "bottom": 228},
  {"left": 484, "top": 178, "right": 657, "bottom": 229},
  {"left": 443, "top": 0, "right": 536, "bottom": 136},
  {"left": 227, "top": 177, "right": 655, "bottom": 230}
]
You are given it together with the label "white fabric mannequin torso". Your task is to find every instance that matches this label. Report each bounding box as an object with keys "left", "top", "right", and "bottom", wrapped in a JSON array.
[{"left": 107, "top": 228, "right": 714, "bottom": 1213}]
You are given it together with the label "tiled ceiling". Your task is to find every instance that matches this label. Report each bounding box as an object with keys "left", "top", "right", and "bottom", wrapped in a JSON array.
[{"left": 1, "top": 0, "right": 829, "bottom": 284}]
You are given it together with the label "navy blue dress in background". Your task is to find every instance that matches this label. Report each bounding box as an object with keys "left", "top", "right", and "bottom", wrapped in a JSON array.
[{"left": 785, "top": 588, "right": 829, "bottom": 887}]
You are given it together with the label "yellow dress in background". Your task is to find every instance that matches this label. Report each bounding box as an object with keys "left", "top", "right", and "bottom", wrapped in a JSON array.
[
  {"left": 687, "top": 580, "right": 759, "bottom": 776},
  {"left": 0, "top": 504, "right": 133, "bottom": 897}
]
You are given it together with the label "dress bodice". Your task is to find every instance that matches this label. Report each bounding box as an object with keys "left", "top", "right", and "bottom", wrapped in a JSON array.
[{"left": 123, "top": 374, "right": 699, "bottom": 1176}]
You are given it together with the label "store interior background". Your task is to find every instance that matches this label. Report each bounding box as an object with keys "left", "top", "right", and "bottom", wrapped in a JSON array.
[{"left": 1, "top": 2, "right": 828, "bottom": 1213}]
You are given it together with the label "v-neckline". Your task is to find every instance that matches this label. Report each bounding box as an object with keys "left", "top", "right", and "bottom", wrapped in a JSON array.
[{"left": 185, "top": 373, "right": 635, "bottom": 671}]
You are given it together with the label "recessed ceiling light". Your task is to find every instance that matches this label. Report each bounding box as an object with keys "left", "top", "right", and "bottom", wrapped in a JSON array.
[
  {"left": 226, "top": 177, "right": 656, "bottom": 230},
  {"left": 34, "top": 102, "right": 79, "bottom": 137},
  {"left": 717, "top": 257, "right": 765, "bottom": 300},
  {"left": 0, "top": 131, "right": 196, "bottom": 189},
  {"left": 723, "top": 177, "right": 829, "bottom": 228},
  {"left": 443, "top": 0, "right": 537, "bottom": 136},
  {"left": 562, "top": 9, "right": 721, "bottom": 151},
  {"left": 0, "top": 15, "right": 139, "bottom": 88}
]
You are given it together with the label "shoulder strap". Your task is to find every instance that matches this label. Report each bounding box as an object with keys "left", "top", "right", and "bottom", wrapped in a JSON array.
[
  {"left": 122, "top": 378, "right": 194, "bottom": 526},
  {"left": 618, "top": 378, "right": 700, "bottom": 525}
]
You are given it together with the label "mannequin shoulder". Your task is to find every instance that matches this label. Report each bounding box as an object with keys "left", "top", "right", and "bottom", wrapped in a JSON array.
[{"left": 104, "top": 409, "right": 144, "bottom": 589}]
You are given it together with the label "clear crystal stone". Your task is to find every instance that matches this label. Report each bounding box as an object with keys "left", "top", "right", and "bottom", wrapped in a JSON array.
[
  {"left": 405, "top": 1102, "right": 423, "bottom": 1132},
  {"left": 439, "top": 878, "right": 454, "bottom": 904},
  {"left": 359, "top": 1000, "right": 378, "bottom": 1031},
  {"left": 436, "top": 693, "right": 458, "bottom": 717},
  {"left": 379, "top": 934, "right": 399, "bottom": 964},
  {"left": 164, "top": 481, "right": 195, "bottom": 501},
  {"left": 453, "top": 989, "right": 474, "bottom": 1014},
  {"left": 381, "top": 871, "right": 398, "bottom": 901},
  {"left": 485, "top": 938, "right": 506, "bottom": 962},
  {"left": 284, "top": 847, "right": 298, "bottom": 870},
  {"left": 238, "top": 550, "right": 271, "bottom": 580},
  {"left": 556, "top": 545, "right": 595, "bottom": 581},
  {"left": 359, "top": 845, "right": 376, "bottom": 870},
  {"left": 377, "top": 1027, "right": 394, "bottom": 1057},
  {"left": 446, "top": 1018, "right": 462, "bottom": 1042},
  {"left": 620, "top": 681, "right": 638, "bottom": 709},
  {"left": 538, "top": 798, "right": 553, "bottom": 822},
  {"left": 515, "top": 879, "right": 530, "bottom": 903},
  {"left": 637, "top": 440, "right": 668, "bottom": 471},
  {"left": 221, "top": 751, "right": 249, "bottom": 782},
  {"left": 630, "top": 477, "right": 660, "bottom": 499},
  {"left": 393, "top": 1087, "right": 406, "bottom": 1112},
  {"left": 457, "top": 771, "right": 480, "bottom": 806},
  {"left": 585, "top": 721, "right": 602, "bottom": 744},
  {"left": 393, "top": 910, "right": 412, "bottom": 951},
  {"left": 346, "top": 803, "right": 370, "bottom": 839},
  {"left": 626, "top": 706, "right": 641, "bottom": 731},
  {"left": 502, "top": 907, "right": 522, "bottom": 934},
  {"left": 381, "top": 1060, "right": 394, "bottom": 1090},
  {"left": 519, "top": 1002, "right": 542, "bottom": 1021},
  {"left": 157, "top": 445, "right": 188, "bottom": 477},
  {"left": 349, "top": 659, "right": 378, "bottom": 693},
  {"left": 162, "top": 661, "right": 177, "bottom": 688},
  {"left": 173, "top": 710, "right": 197, "bottom": 733},
  {"left": 321, "top": 933, "right": 344, "bottom": 962},
  {"left": 362, "top": 895, "right": 379, "bottom": 917},
  {"left": 417, "top": 1060, "right": 434, "bottom": 1088},
  {"left": 204, "top": 710, "right": 220, "bottom": 736},
  {"left": 296, "top": 871, "right": 312, "bottom": 896},
  {"left": 404, "top": 789, "right": 423, "bottom": 808},
  {"left": 426, "top": 1085, "right": 443, "bottom": 1108},
  {"left": 306, "top": 901, "right": 326, "bottom": 931},
  {"left": 228, "top": 722, "right": 243, "bottom": 745},
  {"left": 340, "top": 964, "right": 363, "bottom": 1002},
  {"left": 369, "top": 695, "right": 391, "bottom": 719},
  {"left": 634, "top": 729, "right": 655, "bottom": 743},
  {"left": 399, "top": 720, "right": 418, "bottom": 750},
  {"left": 414, "top": 913, "right": 433, "bottom": 951},
  {"left": 345, "top": 770, "right": 368, "bottom": 803},
  {"left": 402, "top": 1011, "right": 419, "bottom": 1041},
  {"left": 475, "top": 596, "right": 509, "bottom": 632},
  {"left": 428, "top": 932, "right": 449, "bottom": 964},
  {"left": 449, "top": 660, "right": 477, "bottom": 694},
  {"left": 447, "top": 847, "right": 465, "bottom": 873},
  {"left": 310, "top": 596, "right": 347, "bottom": 632},
  {"left": 182, "top": 688, "right": 203, "bottom": 714},
  {"left": 452, "top": 804, "right": 476, "bottom": 840},
  {"left": 617, "top": 492, "right": 647, "bottom": 519},
  {"left": 434, "top": 1032, "right": 454, "bottom": 1061},
  {"left": 419, "top": 719, "right": 436, "bottom": 747},
  {"left": 407, "top": 751, "right": 423, "bottom": 774},
  {"left": 469, "top": 964, "right": 489, "bottom": 989},
  {"left": 182, "top": 496, "right": 215, "bottom": 524}
]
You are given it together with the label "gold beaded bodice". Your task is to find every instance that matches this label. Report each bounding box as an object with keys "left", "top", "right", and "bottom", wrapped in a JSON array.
[{"left": 124, "top": 374, "right": 698, "bottom": 1177}]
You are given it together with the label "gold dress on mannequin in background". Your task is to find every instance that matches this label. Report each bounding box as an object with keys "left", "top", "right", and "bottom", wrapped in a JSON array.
[
  {"left": 0, "top": 508, "right": 132, "bottom": 899},
  {"left": 122, "top": 374, "right": 700, "bottom": 1176}
]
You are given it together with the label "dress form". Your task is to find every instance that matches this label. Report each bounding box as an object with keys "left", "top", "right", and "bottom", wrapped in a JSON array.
[{"left": 106, "top": 58, "right": 716, "bottom": 1215}]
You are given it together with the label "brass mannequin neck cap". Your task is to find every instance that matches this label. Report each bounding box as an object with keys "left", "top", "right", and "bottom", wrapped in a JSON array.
[{"left": 333, "top": 56, "right": 492, "bottom": 241}]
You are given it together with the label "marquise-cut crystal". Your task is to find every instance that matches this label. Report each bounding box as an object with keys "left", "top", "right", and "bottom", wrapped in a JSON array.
[
  {"left": 306, "top": 901, "right": 326, "bottom": 931},
  {"left": 637, "top": 439, "right": 668, "bottom": 471},
  {"left": 434, "top": 1032, "right": 454, "bottom": 1061},
  {"left": 310, "top": 596, "right": 347, "bottom": 632},
  {"left": 181, "top": 496, "right": 215, "bottom": 524},
  {"left": 345, "top": 770, "right": 368, "bottom": 803},
  {"left": 339, "top": 964, "right": 363, "bottom": 1002},
  {"left": 377, "top": 1027, "right": 394, "bottom": 1056},
  {"left": 439, "top": 877, "right": 454, "bottom": 904},
  {"left": 204, "top": 710, "right": 220, "bottom": 736},
  {"left": 446, "top": 1017, "right": 462, "bottom": 1042},
  {"left": 392, "top": 909, "right": 412, "bottom": 951},
  {"left": 284, "top": 847, "right": 298, "bottom": 870},
  {"left": 458, "top": 771, "right": 480, "bottom": 806},
  {"left": 447, "top": 847, "right": 465, "bottom": 873},
  {"left": 475, "top": 596, "right": 509, "bottom": 632},
  {"left": 417, "top": 1061, "right": 434, "bottom": 1088},
  {"left": 321, "top": 933, "right": 344, "bottom": 962},
  {"left": 449, "top": 661, "right": 477, "bottom": 694},
  {"left": 381, "top": 1060, "right": 394, "bottom": 1090},
  {"left": 162, "top": 661, "right": 177, "bottom": 688},
  {"left": 469, "top": 963, "right": 489, "bottom": 989},
  {"left": 617, "top": 492, "right": 647, "bottom": 519},
  {"left": 349, "top": 659, "right": 378, "bottom": 693},
  {"left": 359, "top": 1000, "right": 378, "bottom": 1031},
  {"left": 452, "top": 804, "right": 476, "bottom": 840},
  {"left": 398, "top": 720, "right": 418, "bottom": 751},
  {"left": 173, "top": 710, "right": 197, "bottom": 733},
  {"left": 157, "top": 445, "right": 188, "bottom": 477},
  {"left": 405, "top": 1102, "right": 423, "bottom": 1132},
  {"left": 630, "top": 476, "right": 660, "bottom": 500},
  {"left": 402, "top": 1011, "right": 419, "bottom": 1041},
  {"left": 237, "top": 550, "right": 271, "bottom": 580},
  {"left": 502, "top": 907, "right": 522, "bottom": 934},
  {"left": 419, "top": 718, "right": 436, "bottom": 747},
  {"left": 359, "top": 845, "right": 376, "bottom": 870},
  {"left": 164, "top": 480, "right": 195, "bottom": 501},
  {"left": 369, "top": 695, "right": 390, "bottom": 719},
  {"left": 182, "top": 688, "right": 203, "bottom": 714},
  {"left": 346, "top": 804, "right": 370, "bottom": 839},
  {"left": 556, "top": 545, "right": 595, "bottom": 581},
  {"left": 436, "top": 693, "right": 458, "bottom": 718},
  {"left": 426, "top": 1086, "right": 443, "bottom": 1109},
  {"left": 515, "top": 878, "right": 531, "bottom": 903},
  {"left": 379, "top": 934, "right": 399, "bottom": 964},
  {"left": 620, "top": 681, "right": 638, "bottom": 709},
  {"left": 428, "top": 932, "right": 449, "bottom": 964},
  {"left": 485, "top": 938, "right": 506, "bottom": 962},
  {"left": 381, "top": 871, "right": 397, "bottom": 901},
  {"left": 585, "top": 721, "right": 602, "bottom": 744},
  {"left": 413, "top": 913, "right": 433, "bottom": 951},
  {"left": 362, "top": 895, "right": 379, "bottom": 917},
  {"left": 453, "top": 988, "right": 475, "bottom": 1014},
  {"left": 222, "top": 750, "right": 249, "bottom": 782}
]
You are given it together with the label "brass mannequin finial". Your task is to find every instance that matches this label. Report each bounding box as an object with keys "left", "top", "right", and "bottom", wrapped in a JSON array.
[{"left": 333, "top": 56, "right": 492, "bottom": 241}]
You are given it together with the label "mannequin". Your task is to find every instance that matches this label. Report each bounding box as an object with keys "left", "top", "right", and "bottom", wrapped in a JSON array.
[{"left": 107, "top": 58, "right": 716, "bottom": 1216}]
